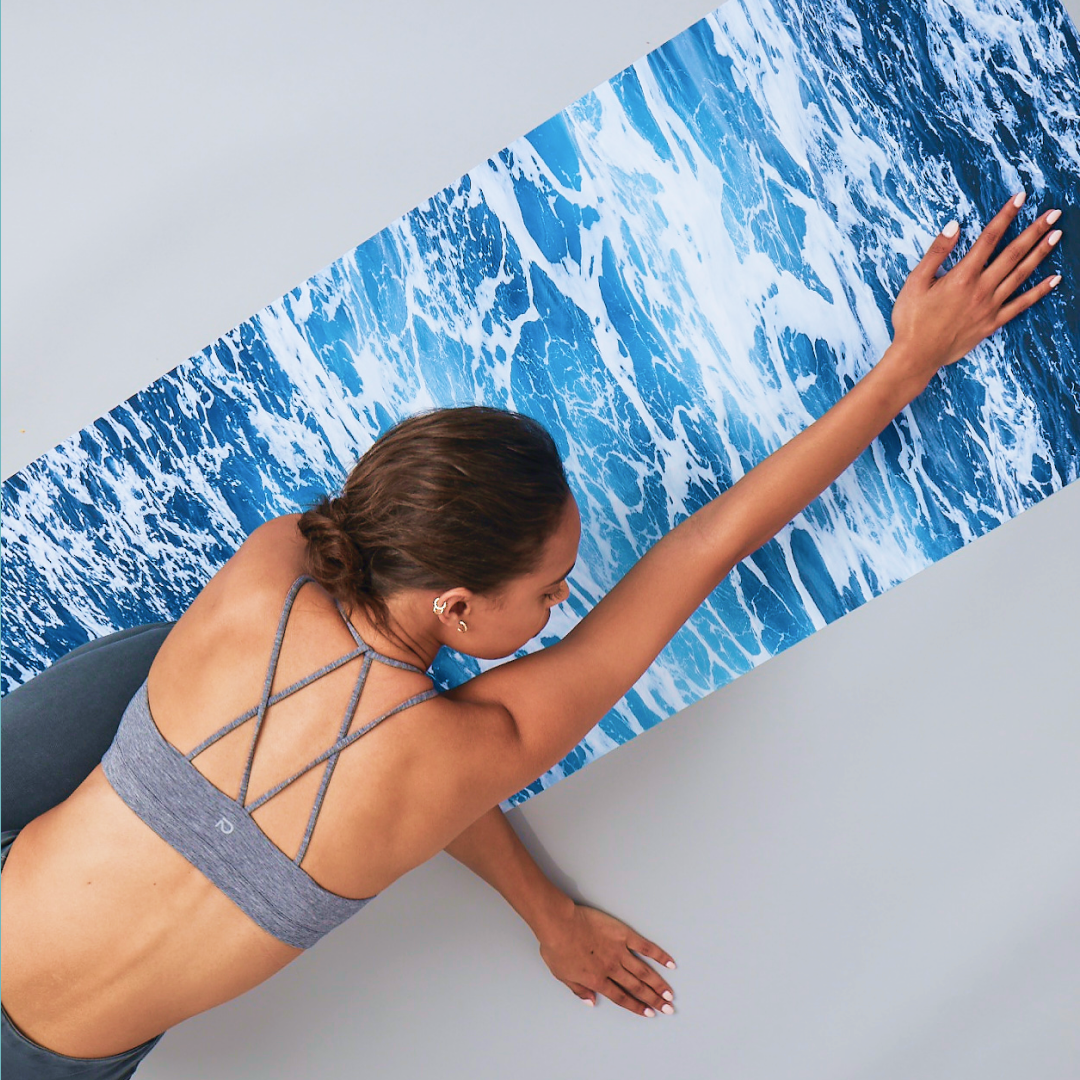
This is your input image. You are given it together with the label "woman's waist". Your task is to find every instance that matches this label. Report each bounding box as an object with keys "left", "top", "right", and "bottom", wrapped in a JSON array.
[{"left": 0, "top": 780, "right": 300, "bottom": 1057}]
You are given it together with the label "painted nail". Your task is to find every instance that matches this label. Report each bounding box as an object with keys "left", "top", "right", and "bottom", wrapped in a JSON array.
[
  {"left": 1049, "top": 274, "right": 1062, "bottom": 287},
  {"left": 942, "top": 220, "right": 959, "bottom": 238},
  {"left": 1048, "top": 230, "right": 1062, "bottom": 247},
  {"left": 644, "top": 1008, "right": 656, "bottom": 1018},
  {"left": 583, "top": 997, "right": 595, "bottom": 1006},
  {"left": 662, "top": 990, "right": 674, "bottom": 1002},
  {"left": 661, "top": 1004, "right": 675, "bottom": 1015},
  {"left": 665, "top": 960, "right": 677, "bottom": 970},
  {"left": 1046, "top": 208, "right": 1062, "bottom": 225},
  {"left": 1013, "top": 191, "right": 1026, "bottom": 208}
]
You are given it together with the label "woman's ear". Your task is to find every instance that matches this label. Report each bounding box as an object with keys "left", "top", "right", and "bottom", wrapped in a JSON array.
[{"left": 432, "top": 588, "right": 472, "bottom": 629}]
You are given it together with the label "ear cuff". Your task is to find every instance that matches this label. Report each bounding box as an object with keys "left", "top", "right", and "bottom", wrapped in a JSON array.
[{"left": 434, "top": 597, "right": 466, "bottom": 632}]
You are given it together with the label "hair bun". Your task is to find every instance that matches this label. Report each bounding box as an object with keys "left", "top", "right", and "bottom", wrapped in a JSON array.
[{"left": 298, "top": 498, "right": 367, "bottom": 597}]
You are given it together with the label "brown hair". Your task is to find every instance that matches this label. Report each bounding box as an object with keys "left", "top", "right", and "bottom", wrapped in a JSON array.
[{"left": 298, "top": 406, "right": 571, "bottom": 634}]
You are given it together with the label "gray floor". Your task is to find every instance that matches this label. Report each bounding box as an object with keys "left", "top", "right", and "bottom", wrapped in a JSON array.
[{"left": 3, "top": 2, "right": 1079, "bottom": 1077}]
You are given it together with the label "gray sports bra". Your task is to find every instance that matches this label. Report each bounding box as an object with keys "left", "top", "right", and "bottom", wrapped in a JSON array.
[{"left": 102, "top": 575, "right": 438, "bottom": 949}]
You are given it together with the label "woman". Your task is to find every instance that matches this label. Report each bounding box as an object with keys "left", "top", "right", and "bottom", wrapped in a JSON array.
[{"left": 0, "top": 194, "right": 1063, "bottom": 1077}]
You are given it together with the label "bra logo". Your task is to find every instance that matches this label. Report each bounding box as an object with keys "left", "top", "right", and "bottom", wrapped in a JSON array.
[{"left": 215, "top": 816, "right": 235, "bottom": 835}]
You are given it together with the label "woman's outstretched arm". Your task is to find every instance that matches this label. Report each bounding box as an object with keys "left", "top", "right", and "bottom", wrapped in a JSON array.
[{"left": 452, "top": 194, "right": 1063, "bottom": 794}]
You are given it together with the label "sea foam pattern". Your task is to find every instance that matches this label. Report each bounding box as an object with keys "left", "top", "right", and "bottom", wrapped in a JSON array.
[{"left": 3, "top": 0, "right": 1078, "bottom": 804}]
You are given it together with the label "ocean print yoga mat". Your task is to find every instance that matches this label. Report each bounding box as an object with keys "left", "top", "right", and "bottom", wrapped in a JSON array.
[{"left": 3, "top": 0, "right": 1078, "bottom": 804}]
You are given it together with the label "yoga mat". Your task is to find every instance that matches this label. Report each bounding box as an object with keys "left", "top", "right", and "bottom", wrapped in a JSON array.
[{"left": 3, "top": 0, "right": 1078, "bottom": 805}]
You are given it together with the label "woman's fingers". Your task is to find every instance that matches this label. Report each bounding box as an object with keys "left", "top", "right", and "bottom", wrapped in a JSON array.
[
  {"left": 567, "top": 980, "right": 596, "bottom": 1005},
  {"left": 623, "top": 954, "right": 676, "bottom": 1008},
  {"left": 599, "top": 979, "right": 652, "bottom": 1015},
  {"left": 993, "top": 212, "right": 1063, "bottom": 302},
  {"left": 583, "top": 951, "right": 678, "bottom": 1017},
  {"left": 961, "top": 191, "right": 1028, "bottom": 271},
  {"left": 600, "top": 974, "right": 673, "bottom": 1017},
  {"left": 912, "top": 218, "right": 963, "bottom": 284},
  {"left": 593, "top": 957, "right": 675, "bottom": 1017},
  {"left": 996, "top": 271, "right": 1063, "bottom": 328},
  {"left": 626, "top": 930, "right": 677, "bottom": 971}
]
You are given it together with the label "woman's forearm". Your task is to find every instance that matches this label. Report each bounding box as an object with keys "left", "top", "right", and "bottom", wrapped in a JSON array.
[
  {"left": 695, "top": 343, "right": 927, "bottom": 569},
  {"left": 443, "top": 806, "right": 574, "bottom": 940}
]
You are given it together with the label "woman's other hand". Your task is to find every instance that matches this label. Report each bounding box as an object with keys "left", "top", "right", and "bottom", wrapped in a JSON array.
[
  {"left": 888, "top": 192, "right": 1063, "bottom": 387},
  {"left": 537, "top": 903, "right": 677, "bottom": 1017}
]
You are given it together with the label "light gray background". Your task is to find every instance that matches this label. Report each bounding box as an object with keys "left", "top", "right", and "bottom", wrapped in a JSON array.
[{"left": 3, "top": 2, "right": 1079, "bottom": 1077}]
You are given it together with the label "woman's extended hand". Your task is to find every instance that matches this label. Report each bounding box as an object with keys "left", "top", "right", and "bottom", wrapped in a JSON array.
[
  {"left": 888, "top": 192, "right": 1063, "bottom": 386},
  {"left": 537, "top": 903, "right": 677, "bottom": 1017}
]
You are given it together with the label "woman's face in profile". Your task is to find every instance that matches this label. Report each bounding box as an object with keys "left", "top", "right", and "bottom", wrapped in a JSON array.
[{"left": 460, "top": 495, "right": 581, "bottom": 660}]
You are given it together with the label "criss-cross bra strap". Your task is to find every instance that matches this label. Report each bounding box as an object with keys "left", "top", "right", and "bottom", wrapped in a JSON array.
[
  {"left": 333, "top": 598, "right": 431, "bottom": 676},
  {"left": 181, "top": 574, "right": 437, "bottom": 853},
  {"left": 245, "top": 684, "right": 440, "bottom": 815},
  {"left": 184, "top": 647, "right": 366, "bottom": 761},
  {"left": 291, "top": 651, "right": 373, "bottom": 864},
  {"left": 236, "top": 576, "right": 319, "bottom": 807}
]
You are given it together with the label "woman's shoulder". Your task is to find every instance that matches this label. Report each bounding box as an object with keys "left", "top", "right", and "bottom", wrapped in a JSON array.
[
  {"left": 201, "top": 514, "right": 310, "bottom": 611},
  {"left": 235, "top": 513, "right": 308, "bottom": 575},
  {"left": 153, "top": 516, "right": 314, "bottom": 676},
  {"left": 146, "top": 515, "right": 345, "bottom": 741}
]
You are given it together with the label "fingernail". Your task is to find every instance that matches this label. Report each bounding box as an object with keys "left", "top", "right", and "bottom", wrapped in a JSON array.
[
  {"left": 662, "top": 990, "right": 674, "bottom": 1002},
  {"left": 583, "top": 997, "right": 595, "bottom": 1006},
  {"left": 1046, "top": 209, "right": 1062, "bottom": 225},
  {"left": 1013, "top": 191, "right": 1026, "bottom": 208},
  {"left": 1048, "top": 230, "right": 1062, "bottom": 247},
  {"left": 661, "top": 1004, "right": 675, "bottom": 1015},
  {"left": 942, "top": 220, "right": 959, "bottom": 238},
  {"left": 1049, "top": 274, "right": 1062, "bottom": 287},
  {"left": 665, "top": 960, "right": 677, "bottom": 970},
  {"left": 644, "top": 1008, "right": 656, "bottom": 1018}
]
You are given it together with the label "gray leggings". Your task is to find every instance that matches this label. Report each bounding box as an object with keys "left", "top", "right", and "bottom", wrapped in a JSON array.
[
  {"left": 2, "top": 622, "right": 174, "bottom": 832},
  {"left": 1, "top": 622, "right": 174, "bottom": 1078}
]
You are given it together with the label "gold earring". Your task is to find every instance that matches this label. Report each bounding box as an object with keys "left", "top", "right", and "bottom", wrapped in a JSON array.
[
  {"left": 433, "top": 597, "right": 448, "bottom": 616},
  {"left": 457, "top": 620, "right": 468, "bottom": 633}
]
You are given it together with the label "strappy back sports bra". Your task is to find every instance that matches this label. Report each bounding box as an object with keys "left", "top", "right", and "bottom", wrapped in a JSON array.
[{"left": 102, "top": 575, "right": 438, "bottom": 949}]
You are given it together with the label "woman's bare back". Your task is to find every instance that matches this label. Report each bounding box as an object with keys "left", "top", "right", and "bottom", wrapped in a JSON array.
[{"left": 0, "top": 516, "right": 516, "bottom": 1057}]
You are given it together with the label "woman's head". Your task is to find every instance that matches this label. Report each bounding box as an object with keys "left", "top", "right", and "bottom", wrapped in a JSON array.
[{"left": 298, "top": 406, "right": 578, "bottom": 657}]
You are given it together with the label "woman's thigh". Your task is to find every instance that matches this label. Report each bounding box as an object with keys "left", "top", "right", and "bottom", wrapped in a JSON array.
[{"left": 1, "top": 623, "right": 175, "bottom": 831}]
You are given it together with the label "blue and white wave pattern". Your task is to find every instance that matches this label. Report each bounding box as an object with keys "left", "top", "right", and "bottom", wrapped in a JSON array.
[{"left": 3, "top": 0, "right": 1078, "bottom": 804}]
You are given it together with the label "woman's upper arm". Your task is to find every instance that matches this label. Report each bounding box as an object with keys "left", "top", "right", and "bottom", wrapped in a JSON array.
[{"left": 447, "top": 511, "right": 738, "bottom": 793}]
